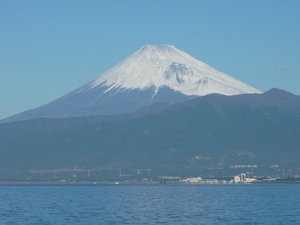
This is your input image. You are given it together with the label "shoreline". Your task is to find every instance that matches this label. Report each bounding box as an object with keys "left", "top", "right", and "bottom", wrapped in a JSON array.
[{"left": 0, "top": 180, "right": 299, "bottom": 186}]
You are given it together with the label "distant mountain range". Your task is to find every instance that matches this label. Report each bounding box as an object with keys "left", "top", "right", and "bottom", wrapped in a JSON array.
[
  {"left": 1, "top": 88, "right": 300, "bottom": 179},
  {"left": 1, "top": 45, "right": 299, "bottom": 180},
  {"left": 2, "top": 44, "right": 261, "bottom": 123}
]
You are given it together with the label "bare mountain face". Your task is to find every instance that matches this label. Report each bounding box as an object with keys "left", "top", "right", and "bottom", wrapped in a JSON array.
[{"left": 3, "top": 44, "right": 262, "bottom": 122}]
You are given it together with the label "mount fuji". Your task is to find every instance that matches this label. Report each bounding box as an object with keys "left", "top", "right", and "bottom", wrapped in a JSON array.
[{"left": 3, "top": 44, "right": 262, "bottom": 122}]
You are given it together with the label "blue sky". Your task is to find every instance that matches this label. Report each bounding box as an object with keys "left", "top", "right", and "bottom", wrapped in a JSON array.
[{"left": 1, "top": 0, "right": 300, "bottom": 119}]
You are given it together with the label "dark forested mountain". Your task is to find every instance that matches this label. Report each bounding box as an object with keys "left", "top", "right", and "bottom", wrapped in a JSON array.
[{"left": 1, "top": 88, "right": 300, "bottom": 179}]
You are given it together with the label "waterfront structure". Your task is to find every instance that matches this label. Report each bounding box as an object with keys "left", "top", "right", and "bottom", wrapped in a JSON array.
[
  {"left": 180, "top": 177, "right": 202, "bottom": 183},
  {"left": 234, "top": 173, "right": 256, "bottom": 183}
]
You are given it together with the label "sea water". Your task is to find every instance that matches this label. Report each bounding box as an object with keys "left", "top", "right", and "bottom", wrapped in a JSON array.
[{"left": 0, "top": 184, "right": 299, "bottom": 225}]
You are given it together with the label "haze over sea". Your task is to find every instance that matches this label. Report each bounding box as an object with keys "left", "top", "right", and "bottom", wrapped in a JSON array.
[{"left": 1, "top": 184, "right": 299, "bottom": 225}]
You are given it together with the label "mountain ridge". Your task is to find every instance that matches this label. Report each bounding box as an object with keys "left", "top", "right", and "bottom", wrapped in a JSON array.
[
  {"left": 83, "top": 44, "right": 261, "bottom": 96},
  {"left": 0, "top": 88, "right": 299, "bottom": 179},
  {"left": 2, "top": 44, "right": 262, "bottom": 123}
]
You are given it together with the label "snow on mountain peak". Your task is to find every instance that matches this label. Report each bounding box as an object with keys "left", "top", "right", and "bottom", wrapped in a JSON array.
[{"left": 84, "top": 44, "right": 262, "bottom": 96}]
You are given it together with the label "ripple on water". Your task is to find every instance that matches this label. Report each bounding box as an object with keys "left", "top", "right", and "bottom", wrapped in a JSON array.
[{"left": 0, "top": 184, "right": 299, "bottom": 225}]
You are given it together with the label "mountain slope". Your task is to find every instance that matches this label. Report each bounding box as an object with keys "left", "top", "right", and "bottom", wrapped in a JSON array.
[
  {"left": 0, "top": 89, "right": 299, "bottom": 179},
  {"left": 83, "top": 44, "right": 261, "bottom": 96},
  {"left": 2, "top": 44, "right": 261, "bottom": 123}
]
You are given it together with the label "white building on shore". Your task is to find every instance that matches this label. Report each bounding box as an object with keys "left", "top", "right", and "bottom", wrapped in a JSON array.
[
  {"left": 180, "top": 177, "right": 202, "bottom": 183},
  {"left": 234, "top": 173, "right": 256, "bottom": 183}
]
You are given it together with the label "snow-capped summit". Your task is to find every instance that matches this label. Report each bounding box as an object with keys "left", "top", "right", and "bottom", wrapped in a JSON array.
[
  {"left": 2, "top": 44, "right": 262, "bottom": 122},
  {"left": 79, "top": 44, "right": 261, "bottom": 96}
]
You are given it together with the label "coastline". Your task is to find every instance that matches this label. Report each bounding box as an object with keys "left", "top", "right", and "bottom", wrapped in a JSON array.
[{"left": 0, "top": 180, "right": 299, "bottom": 186}]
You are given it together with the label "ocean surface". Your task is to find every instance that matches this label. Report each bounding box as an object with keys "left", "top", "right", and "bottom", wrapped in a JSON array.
[{"left": 0, "top": 184, "right": 299, "bottom": 225}]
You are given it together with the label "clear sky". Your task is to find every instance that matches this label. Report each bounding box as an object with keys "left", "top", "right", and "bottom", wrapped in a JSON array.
[{"left": 1, "top": 0, "right": 300, "bottom": 119}]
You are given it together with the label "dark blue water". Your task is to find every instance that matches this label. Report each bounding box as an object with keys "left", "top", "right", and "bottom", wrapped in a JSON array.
[{"left": 0, "top": 184, "right": 299, "bottom": 225}]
